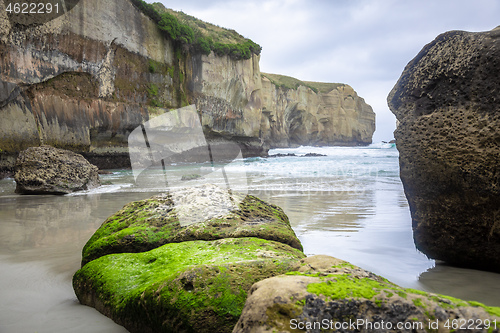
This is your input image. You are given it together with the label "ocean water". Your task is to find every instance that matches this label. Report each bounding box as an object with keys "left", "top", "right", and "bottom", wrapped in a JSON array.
[{"left": 0, "top": 143, "right": 499, "bottom": 333}]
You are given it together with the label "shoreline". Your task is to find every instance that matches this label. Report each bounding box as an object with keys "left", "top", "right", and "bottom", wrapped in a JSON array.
[{"left": 1, "top": 146, "right": 499, "bottom": 332}]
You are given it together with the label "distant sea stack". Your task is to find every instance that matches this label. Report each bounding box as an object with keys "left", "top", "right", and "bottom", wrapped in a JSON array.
[
  {"left": 0, "top": 0, "right": 375, "bottom": 174},
  {"left": 261, "top": 73, "right": 375, "bottom": 148},
  {"left": 388, "top": 27, "right": 500, "bottom": 272}
]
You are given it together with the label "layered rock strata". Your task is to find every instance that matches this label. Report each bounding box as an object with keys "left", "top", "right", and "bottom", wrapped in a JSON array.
[
  {"left": 388, "top": 27, "right": 500, "bottom": 272},
  {"left": 0, "top": 0, "right": 264, "bottom": 166},
  {"left": 261, "top": 73, "right": 375, "bottom": 147},
  {"left": 0, "top": 0, "right": 374, "bottom": 174}
]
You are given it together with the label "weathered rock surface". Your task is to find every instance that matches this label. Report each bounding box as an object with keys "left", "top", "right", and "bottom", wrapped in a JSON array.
[
  {"left": 73, "top": 237, "right": 305, "bottom": 333},
  {"left": 0, "top": 0, "right": 374, "bottom": 173},
  {"left": 0, "top": 0, "right": 160, "bottom": 166},
  {"left": 234, "top": 255, "right": 500, "bottom": 333},
  {"left": 192, "top": 52, "right": 266, "bottom": 156},
  {"left": 0, "top": 170, "right": 13, "bottom": 179},
  {"left": 81, "top": 184, "right": 302, "bottom": 266},
  {"left": 261, "top": 74, "right": 376, "bottom": 147},
  {"left": 14, "top": 145, "right": 100, "bottom": 194},
  {"left": 388, "top": 27, "right": 500, "bottom": 272}
]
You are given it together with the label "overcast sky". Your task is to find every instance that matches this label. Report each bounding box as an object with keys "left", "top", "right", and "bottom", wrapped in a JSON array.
[{"left": 152, "top": 0, "right": 500, "bottom": 142}]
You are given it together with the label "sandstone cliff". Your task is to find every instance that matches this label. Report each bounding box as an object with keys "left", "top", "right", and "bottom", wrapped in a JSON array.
[
  {"left": 0, "top": 0, "right": 172, "bottom": 170},
  {"left": 0, "top": 0, "right": 374, "bottom": 173},
  {"left": 388, "top": 27, "right": 500, "bottom": 272},
  {"left": 261, "top": 73, "right": 375, "bottom": 147},
  {"left": 189, "top": 52, "right": 264, "bottom": 155}
]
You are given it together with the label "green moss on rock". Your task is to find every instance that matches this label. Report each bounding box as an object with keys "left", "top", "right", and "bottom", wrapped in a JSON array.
[
  {"left": 289, "top": 269, "right": 500, "bottom": 326},
  {"left": 73, "top": 237, "right": 304, "bottom": 333},
  {"left": 81, "top": 189, "right": 302, "bottom": 266},
  {"left": 130, "top": 0, "right": 261, "bottom": 60},
  {"left": 234, "top": 256, "right": 500, "bottom": 332},
  {"left": 469, "top": 301, "right": 500, "bottom": 317},
  {"left": 306, "top": 275, "right": 387, "bottom": 300}
]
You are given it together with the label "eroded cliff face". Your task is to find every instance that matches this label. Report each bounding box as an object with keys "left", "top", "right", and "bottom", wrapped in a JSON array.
[
  {"left": 0, "top": 0, "right": 174, "bottom": 170},
  {"left": 0, "top": 0, "right": 374, "bottom": 173},
  {"left": 260, "top": 75, "right": 375, "bottom": 147},
  {"left": 189, "top": 52, "right": 264, "bottom": 155}
]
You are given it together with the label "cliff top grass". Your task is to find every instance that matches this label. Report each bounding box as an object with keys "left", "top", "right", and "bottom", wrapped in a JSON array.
[
  {"left": 304, "top": 81, "right": 347, "bottom": 94},
  {"left": 261, "top": 73, "right": 346, "bottom": 94},
  {"left": 130, "top": 0, "right": 261, "bottom": 60},
  {"left": 152, "top": 4, "right": 249, "bottom": 46}
]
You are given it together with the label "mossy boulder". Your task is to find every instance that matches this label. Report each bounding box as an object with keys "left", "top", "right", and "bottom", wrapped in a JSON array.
[
  {"left": 81, "top": 185, "right": 302, "bottom": 266},
  {"left": 73, "top": 237, "right": 305, "bottom": 333},
  {"left": 234, "top": 255, "right": 500, "bottom": 333},
  {"left": 14, "top": 145, "right": 100, "bottom": 195}
]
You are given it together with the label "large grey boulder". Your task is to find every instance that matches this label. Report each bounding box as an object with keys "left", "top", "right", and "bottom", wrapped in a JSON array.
[
  {"left": 387, "top": 27, "right": 500, "bottom": 272},
  {"left": 15, "top": 145, "right": 100, "bottom": 194}
]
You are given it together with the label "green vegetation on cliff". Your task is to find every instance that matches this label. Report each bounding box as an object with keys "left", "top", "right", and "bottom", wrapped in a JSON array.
[
  {"left": 262, "top": 73, "right": 318, "bottom": 93},
  {"left": 130, "top": 0, "right": 261, "bottom": 60},
  {"left": 304, "top": 81, "right": 347, "bottom": 94},
  {"left": 262, "top": 73, "right": 347, "bottom": 94}
]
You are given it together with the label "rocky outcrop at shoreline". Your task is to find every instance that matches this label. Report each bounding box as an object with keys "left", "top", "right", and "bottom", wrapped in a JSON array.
[
  {"left": 388, "top": 27, "right": 500, "bottom": 272},
  {"left": 80, "top": 184, "right": 302, "bottom": 266},
  {"left": 74, "top": 186, "right": 500, "bottom": 332},
  {"left": 73, "top": 185, "right": 305, "bottom": 332},
  {"left": 261, "top": 73, "right": 375, "bottom": 147},
  {"left": 14, "top": 145, "right": 100, "bottom": 194},
  {"left": 235, "top": 255, "right": 500, "bottom": 333},
  {"left": 74, "top": 238, "right": 304, "bottom": 333}
]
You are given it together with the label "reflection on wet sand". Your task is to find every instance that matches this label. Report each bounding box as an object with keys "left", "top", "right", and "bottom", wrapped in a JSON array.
[
  {"left": 0, "top": 193, "right": 155, "bottom": 252},
  {"left": 0, "top": 191, "right": 156, "bottom": 333},
  {"left": 258, "top": 190, "right": 373, "bottom": 233},
  {"left": 418, "top": 263, "right": 500, "bottom": 307},
  {"left": 1, "top": 195, "right": 102, "bottom": 254}
]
